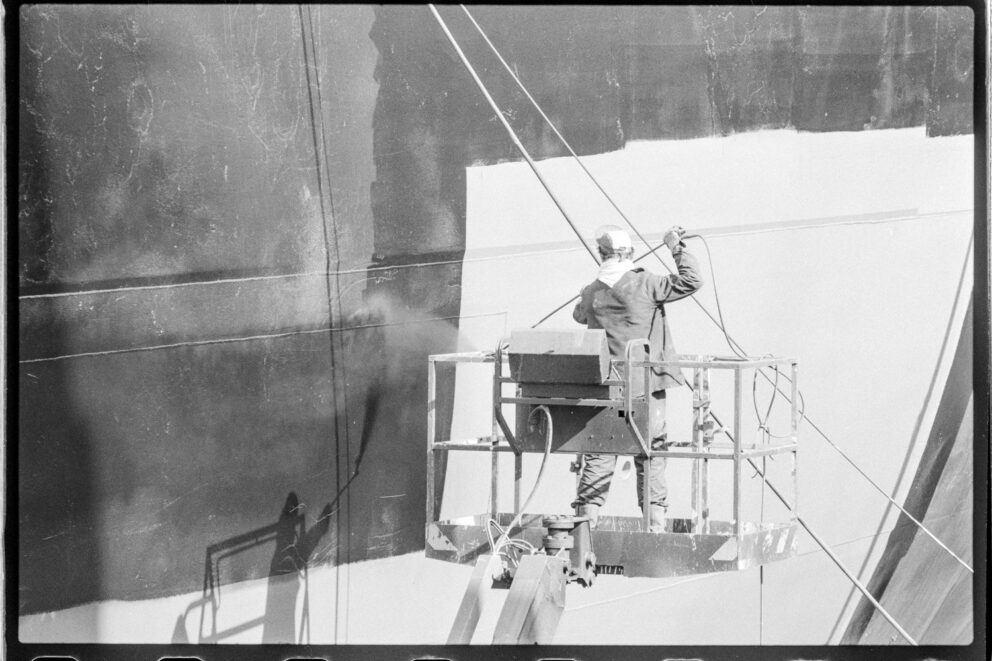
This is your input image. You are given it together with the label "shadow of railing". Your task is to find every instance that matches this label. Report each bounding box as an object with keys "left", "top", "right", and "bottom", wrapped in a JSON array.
[{"left": 172, "top": 492, "right": 331, "bottom": 644}]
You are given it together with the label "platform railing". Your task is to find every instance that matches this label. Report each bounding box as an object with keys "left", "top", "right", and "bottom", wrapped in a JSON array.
[{"left": 426, "top": 347, "right": 799, "bottom": 541}]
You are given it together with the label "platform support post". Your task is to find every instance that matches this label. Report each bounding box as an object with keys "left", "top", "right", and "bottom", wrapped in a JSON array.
[
  {"left": 702, "top": 368, "right": 711, "bottom": 533},
  {"left": 691, "top": 368, "right": 701, "bottom": 532},
  {"left": 492, "top": 554, "right": 567, "bottom": 644},
  {"left": 447, "top": 555, "right": 493, "bottom": 644},
  {"left": 491, "top": 352, "right": 501, "bottom": 520},
  {"left": 514, "top": 450, "right": 523, "bottom": 514},
  {"left": 791, "top": 361, "right": 800, "bottom": 521},
  {"left": 691, "top": 366, "right": 712, "bottom": 533},
  {"left": 733, "top": 367, "right": 743, "bottom": 539},
  {"left": 427, "top": 358, "right": 437, "bottom": 530}
]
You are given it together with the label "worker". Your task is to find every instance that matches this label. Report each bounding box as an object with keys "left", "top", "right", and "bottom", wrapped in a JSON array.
[{"left": 571, "top": 225, "right": 703, "bottom": 532}]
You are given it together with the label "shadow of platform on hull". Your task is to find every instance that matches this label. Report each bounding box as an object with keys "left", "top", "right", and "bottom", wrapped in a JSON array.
[{"left": 172, "top": 492, "right": 331, "bottom": 644}]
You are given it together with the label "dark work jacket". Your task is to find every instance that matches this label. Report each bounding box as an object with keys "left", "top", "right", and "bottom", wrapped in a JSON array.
[{"left": 573, "top": 247, "right": 703, "bottom": 391}]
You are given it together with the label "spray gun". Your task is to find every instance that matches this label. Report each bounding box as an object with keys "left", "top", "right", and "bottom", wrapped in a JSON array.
[{"left": 663, "top": 225, "right": 702, "bottom": 250}]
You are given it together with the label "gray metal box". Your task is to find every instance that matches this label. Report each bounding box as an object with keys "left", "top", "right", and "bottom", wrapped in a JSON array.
[
  {"left": 507, "top": 328, "right": 610, "bottom": 385},
  {"left": 514, "top": 385, "right": 648, "bottom": 455}
]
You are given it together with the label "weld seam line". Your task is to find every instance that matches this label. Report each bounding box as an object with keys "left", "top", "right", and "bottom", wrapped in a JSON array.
[
  {"left": 17, "top": 207, "right": 971, "bottom": 302},
  {"left": 18, "top": 312, "right": 506, "bottom": 364}
]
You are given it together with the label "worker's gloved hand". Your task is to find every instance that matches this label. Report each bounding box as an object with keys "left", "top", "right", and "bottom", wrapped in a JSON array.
[{"left": 663, "top": 225, "right": 686, "bottom": 251}]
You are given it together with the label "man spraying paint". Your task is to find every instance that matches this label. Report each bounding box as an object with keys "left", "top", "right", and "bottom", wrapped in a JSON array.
[{"left": 571, "top": 225, "right": 703, "bottom": 532}]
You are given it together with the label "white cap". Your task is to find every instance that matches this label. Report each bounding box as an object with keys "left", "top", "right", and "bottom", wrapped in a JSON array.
[{"left": 594, "top": 225, "right": 633, "bottom": 253}]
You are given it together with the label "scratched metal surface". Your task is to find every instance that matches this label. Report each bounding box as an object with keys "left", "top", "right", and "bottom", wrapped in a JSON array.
[{"left": 16, "top": 4, "right": 975, "bottom": 620}]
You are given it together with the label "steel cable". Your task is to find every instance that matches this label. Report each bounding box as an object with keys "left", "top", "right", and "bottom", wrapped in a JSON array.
[
  {"left": 428, "top": 6, "right": 965, "bottom": 642},
  {"left": 459, "top": 4, "right": 972, "bottom": 577},
  {"left": 428, "top": 4, "right": 599, "bottom": 266}
]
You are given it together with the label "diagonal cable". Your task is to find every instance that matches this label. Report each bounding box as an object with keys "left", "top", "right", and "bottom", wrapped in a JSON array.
[
  {"left": 428, "top": 4, "right": 599, "bottom": 266},
  {"left": 710, "top": 407, "right": 919, "bottom": 646},
  {"left": 529, "top": 240, "right": 671, "bottom": 327},
  {"left": 460, "top": 3, "right": 758, "bottom": 358},
  {"left": 461, "top": 4, "right": 972, "bottom": 575},
  {"left": 459, "top": 4, "right": 660, "bottom": 258},
  {"left": 430, "top": 8, "right": 954, "bottom": 642}
]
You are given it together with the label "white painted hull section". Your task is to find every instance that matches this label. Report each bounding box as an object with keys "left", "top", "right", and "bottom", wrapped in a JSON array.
[{"left": 20, "top": 127, "right": 974, "bottom": 645}]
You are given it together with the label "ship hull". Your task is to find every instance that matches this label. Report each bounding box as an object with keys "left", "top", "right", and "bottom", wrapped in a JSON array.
[{"left": 13, "top": 4, "right": 979, "bottom": 648}]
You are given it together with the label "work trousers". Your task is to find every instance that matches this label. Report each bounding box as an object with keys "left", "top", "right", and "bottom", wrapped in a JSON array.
[{"left": 573, "top": 390, "right": 668, "bottom": 510}]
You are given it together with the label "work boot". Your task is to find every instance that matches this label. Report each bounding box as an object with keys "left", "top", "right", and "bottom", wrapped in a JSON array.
[
  {"left": 649, "top": 505, "right": 667, "bottom": 533},
  {"left": 576, "top": 504, "right": 600, "bottom": 530}
]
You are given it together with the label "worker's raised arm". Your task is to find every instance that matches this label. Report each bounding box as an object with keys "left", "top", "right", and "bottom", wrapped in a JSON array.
[
  {"left": 646, "top": 226, "right": 704, "bottom": 303},
  {"left": 572, "top": 288, "right": 588, "bottom": 324}
]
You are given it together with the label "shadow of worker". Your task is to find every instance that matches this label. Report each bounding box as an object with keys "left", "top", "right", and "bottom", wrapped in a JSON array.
[
  {"left": 262, "top": 492, "right": 331, "bottom": 643},
  {"left": 171, "top": 492, "right": 331, "bottom": 644}
]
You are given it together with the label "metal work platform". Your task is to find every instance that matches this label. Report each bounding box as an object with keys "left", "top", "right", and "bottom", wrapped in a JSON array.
[
  {"left": 426, "top": 329, "right": 800, "bottom": 579},
  {"left": 428, "top": 512, "right": 797, "bottom": 578}
]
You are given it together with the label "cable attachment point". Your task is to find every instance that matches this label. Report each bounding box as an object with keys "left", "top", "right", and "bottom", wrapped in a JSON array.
[{"left": 541, "top": 515, "right": 596, "bottom": 587}]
